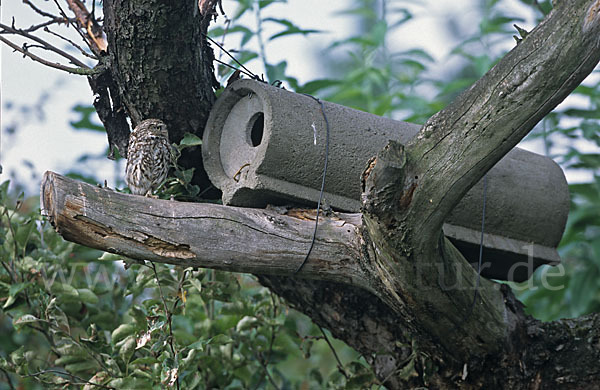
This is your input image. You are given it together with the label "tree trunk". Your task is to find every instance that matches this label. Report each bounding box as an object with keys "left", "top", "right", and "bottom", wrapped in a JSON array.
[
  {"left": 43, "top": 0, "right": 600, "bottom": 388},
  {"left": 91, "top": 0, "right": 219, "bottom": 188}
]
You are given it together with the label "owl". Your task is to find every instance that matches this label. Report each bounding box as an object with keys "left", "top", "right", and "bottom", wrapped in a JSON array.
[{"left": 125, "top": 119, "right": 172, "bottom": 196}]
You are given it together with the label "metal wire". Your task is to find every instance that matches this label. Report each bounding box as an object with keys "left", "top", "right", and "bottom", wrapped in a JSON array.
[
  {"left": 294, "top": 95, "right": 330, "bottom": 274},
  {"left": 465, "top": 174, "right": 488, "bottom": 320}
]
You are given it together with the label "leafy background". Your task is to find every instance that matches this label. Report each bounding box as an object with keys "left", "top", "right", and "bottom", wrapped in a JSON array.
[{"left": 1, "top": 0, "right": 599, "bottom": 388}]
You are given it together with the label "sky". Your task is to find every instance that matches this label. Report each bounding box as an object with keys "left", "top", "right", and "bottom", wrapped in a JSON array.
[{"left": 1, "top": 0, "right": 597, "bottom": 196}]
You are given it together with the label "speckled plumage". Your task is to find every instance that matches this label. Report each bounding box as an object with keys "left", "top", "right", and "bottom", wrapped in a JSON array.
[{"left": 125, "top": 119, "right": 171, "bottom": 196}]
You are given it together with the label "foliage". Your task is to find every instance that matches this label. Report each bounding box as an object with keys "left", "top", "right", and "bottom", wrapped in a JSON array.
[
  {"left": 0, "top": 183, "right": 375, "bottom": 389},
  {"left": 515, "top": 76, "right": 600, "bottom": 319}
]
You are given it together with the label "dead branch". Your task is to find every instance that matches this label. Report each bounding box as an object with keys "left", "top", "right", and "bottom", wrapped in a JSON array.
[
  {"left": 40, "top": 171, "right": 370, "bottom": 290},
  {"left": 23, "top": 0, "right": 62, "bottom": 20},
  {"left": 65, "top": 0, "right": 107, "bottom": 54}
]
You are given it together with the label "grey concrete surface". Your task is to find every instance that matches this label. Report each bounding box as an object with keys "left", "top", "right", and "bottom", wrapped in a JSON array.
[{"left": 202, "top": 79, "right": 569, "bottom": 281}]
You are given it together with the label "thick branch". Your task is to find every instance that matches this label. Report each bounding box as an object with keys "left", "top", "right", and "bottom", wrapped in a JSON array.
[
  {"left": 40, "top": 171, "right": 369, "bottom": 289},
  {"left": 41, "top": 169, "right": 517, "bottom": 363},
  {"left": 404, "top": 0, "right": 600, "bottom": 239},
  {"left": 36, "top": 1, "right": 600, "bottom": 387},
  {"left": 359, "top": 0, "right": 600, "bottom": 363}
]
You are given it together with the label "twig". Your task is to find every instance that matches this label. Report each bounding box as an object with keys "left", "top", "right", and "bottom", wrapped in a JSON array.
[
  {"left": 204, "top": 34, "right": 258, "bottom": 79},
  {"left": 50, "top": 324, "right": 112, "bottom": 375},
  {"left": 64, "top": 0, "right": 107, "bottom": 53},
  {"left": 0, "top": 367, "right": 15, "bottom": 390},
  {"left": 24, "top": 369, "right": 115, "bottom": 389},
  {"left": 318, "top": 325, "right": 349, "bottom": 379},
  {"left": 213, "top": 58, "right": 256, "bottom": 79},
  {"left": 23, "top": 0, "right": 60, "bottom": 19},
  {"left": 252, "top": 352, "right": 281, "bottom": 390},
  {"left": 0, "top": 207, "right": 18, "bottom": 283},
  {"left": 0, "top": 36, "right": 96, "bottom": 75},
  {"left": 171, "top": 269, "right": 189, "bottom": 312},
  {"left": 22, "top": 18, "right": 70, "bottom": 33},
  {"left": 251, "top": 292, "right": 281, "bottom": 390},
  {"left": 44, "top": 26, "right": 98, "bottom": 59},
  {"left": 218, "top": 18, "right": 231, "bottom": 60},
  {"left": 254, "top": 4, "right": 269, "bottom": 77},
  {"left": 51, "top": 0, "right": 93, "bottom": 52},
  {"left": 378, "top": 352, "right": 416, "bottom": 387},
  {"left": 0, "top": 22, "right": 90, "bottom": 68}
]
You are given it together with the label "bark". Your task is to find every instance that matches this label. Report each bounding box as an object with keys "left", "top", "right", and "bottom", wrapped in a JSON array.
[
  {"left": 92, "top": 0, "right": 219, "bottom": 189},
  {"left": 41, "top": 0, "right": 600, "bottom": 388},
  {"left": 40, "top": 172, "right": 368, "bottom": 289}
]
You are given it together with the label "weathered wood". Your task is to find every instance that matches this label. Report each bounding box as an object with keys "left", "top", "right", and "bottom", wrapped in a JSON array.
[
  {"left": 40, "top": 171, "right": 515, "bottom": 362},
  {"left": 40, "top": 171, "right": 370, "bottom": 290}
]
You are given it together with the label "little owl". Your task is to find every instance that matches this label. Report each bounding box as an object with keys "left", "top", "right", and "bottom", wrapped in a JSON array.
[{"left": 125, "top": 119, "right": 171, "bottom": 196}]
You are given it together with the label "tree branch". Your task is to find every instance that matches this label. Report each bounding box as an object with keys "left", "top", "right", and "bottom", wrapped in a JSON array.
[
  {"left": 0, "top": 35, "right": 96, "bottom": 75},
  {"left": 0, "top": 22, "right": 91, "bottom": 68},
  {"left": 64, "top": 0, "right": 107, "bottom": 54},
  {"left": 403, "top": 0, "right": 600, "bottom": 240},
  {"left": 358, "top": 0, "right": 600, "bottom": 363},
  {"left": 40, "top": 171, "right": 370, "bottom": 290},
  {"left": 35, "top": 1, "right": 600, "bottom": 387}
]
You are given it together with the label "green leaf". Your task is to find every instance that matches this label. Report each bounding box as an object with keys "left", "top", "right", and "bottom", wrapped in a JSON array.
[
  {"left": 118, "top": 335, "right": 137, "bottom": 363},
  {"left": 175, "top": 168, "right": 195, "bottom": 185},
  {"left": 210, "top": 334, "right": 234, "bottom": 345},
  {"left": 187, "top": 334, "right": 233, "bottom": 351},
  {"left": 179, "top": 133, "right": 203, "bottom": 148},
  {"left": 109, "top": 377, "right": 153, "bottom": 389},
  {"left": 265, "top": 17, "right": 322, "bottom": 41},
  {"left": 130, "top": 356, "right": 160, "bottom": 365},
  {"left": 265, "top": 60, "right": 287, "bottom": 84},
  {"left": 50, "top": 282, "right": 80, "bottom": 301},
  {"left": 8, "top": 282, "right": 29, "bottom": 298},
  {"left": 65, "top": 360, "right": 99, "bottom": 373},
  {"left": 77, "top": 288, "right": 99, "bottom": 304},
  {"left": 296, "top": 79, "right": 341, "bottom": 95},
  {"left": 190, "top": 278, "right": 202, "bottom": 294},
  {"left": 236, "top": 315, "right": 258, "bottom": 331},
  {"left": 2, "top": 295, "right": 17, "bottom": 309},
  {"left": 98, "top": 252, "right": 123, "bottom": 261},
  {"left": 398, "top": 355, "right": 417, "bottom": 380},
  {"left": 112, "top": 324, "right": 136, "bottom": 344},
  {"left": 259, "top": 0, "right": 284, "bottom": 9}
]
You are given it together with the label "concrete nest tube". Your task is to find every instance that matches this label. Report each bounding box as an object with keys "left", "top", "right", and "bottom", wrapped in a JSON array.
[{"left": 202, "top": 79, "right": 569, "bottom": 282}]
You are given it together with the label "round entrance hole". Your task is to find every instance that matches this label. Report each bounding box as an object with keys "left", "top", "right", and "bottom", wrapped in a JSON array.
[{"left": 248, "top": 112, "right": 264, "bottom": 147}]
